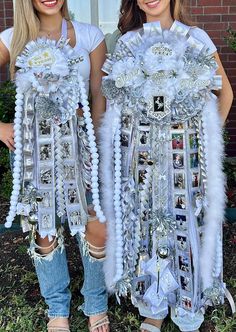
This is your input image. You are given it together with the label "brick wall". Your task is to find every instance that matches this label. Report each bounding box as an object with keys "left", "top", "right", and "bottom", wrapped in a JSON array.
[
  {"left": 0, "top": 0, "right": 13, "bottom": 82},
  {"left": 190, "top": 0, "right": 236, "bottom": 156},
  {"left": 0, "top": 0, "right": 236, "bottom": 155}
]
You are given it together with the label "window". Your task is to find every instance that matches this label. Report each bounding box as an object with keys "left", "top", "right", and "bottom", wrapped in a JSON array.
[{"left": 68, "top": 0, "right": 120, "bottom": 34}]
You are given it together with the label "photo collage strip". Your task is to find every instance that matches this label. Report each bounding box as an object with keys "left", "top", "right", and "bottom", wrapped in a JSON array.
[
  {"left": 37, "top": 116, "right": 55, "bottom": 233},
  {"left": 171, "top": 122, "right": 194, "bottom": 311}
]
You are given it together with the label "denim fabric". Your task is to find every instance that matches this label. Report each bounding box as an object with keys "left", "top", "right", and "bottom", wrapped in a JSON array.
[
  {"left": 34, "top": 247, "right": 71, "bottom": 318},
  {"left": 34, "top": 233, "right": 108, "bottom": 318},
  {"left": 76, "top": 234, "right": 108, "bottom": 316}
]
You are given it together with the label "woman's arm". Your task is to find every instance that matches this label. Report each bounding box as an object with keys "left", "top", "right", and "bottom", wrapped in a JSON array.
[
  {"left": 0, "top": 40, "right": 15, "bottom": 151},
  {"left": 214, "top": 52, "right": 234, "bottom": 124},
  {"left": 89, "top": 40, "right": 107, "bottom": 132}
]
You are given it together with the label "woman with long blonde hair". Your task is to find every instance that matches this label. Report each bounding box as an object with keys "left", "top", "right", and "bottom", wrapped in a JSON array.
[
  {"left": 0, "top": 1, "right": 109, "bottom": 331},
  {"left": 100, "top": 1, "right": 233, "bottom": 332}
]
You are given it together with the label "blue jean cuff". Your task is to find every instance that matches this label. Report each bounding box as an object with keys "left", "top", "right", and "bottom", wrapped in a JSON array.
[
  {"left": 48, "top": 313, "right": 70, "bottom": 318},
  {"left": 78, "top": 304, "right": 108, "bottom": 317}
]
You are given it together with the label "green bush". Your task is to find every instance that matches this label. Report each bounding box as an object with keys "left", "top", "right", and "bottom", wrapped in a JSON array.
[
  {"left": 226, "top": 28, "right": 236, "bottom": 53},
  {"left": 0, "top": 81, "right": 16, "bottom": 200}
]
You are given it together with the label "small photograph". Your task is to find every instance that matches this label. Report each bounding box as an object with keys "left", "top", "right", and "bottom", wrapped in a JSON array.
[
  {"left": 177, "top": 235, "right": 187, "bottom": 251},
  {"left": 121, "top": 133, "right": 129, "bottom": 147},
  {"left": 60, "top": 121, "right": 71, "bottom": 136},
  {"left": 175, "top": 194, "right": 186, "bottom": 210},
  {"left": 153, "top": 96, "right": 165, "bottom": 113},
  {"left": 39, "top": 119, "right": 51, "bottom": 136},
  {"left": 39, "top": 144, "right": 52, "bottom": 161},
  {"left": 176, "top": 214, "right": 187, "bottom": 230},
  {"left": 138, "top": 151, "right": 153, "bottom": 165},
  {"left": 181, "top": 296, "right": 192, "bottom": 310},
  {"left": 64, "top": 164, "right": 75, "bottom": 181},
  {"left": 190, "top": 153, "right": 199, "bottom": 168},
  {"left": 67, "top": 187, "right": 79, "bottom": 204},
  {"left": 180, "top": 275, "right": 191, "bottom": 292},
  {"left": 69, "top": 210, "right": 80, "bottom": 226},
  {"left": 189, "top": 133, "right": 198, "bottom": 150},
  {"left": 133, "top": 276, "right": 150, "bottom": 298},
  {"left": 61, "top": 141, "right": 73, "bottom": 159},
  {"left": 173, "top": 153, "right": 184, "bottom": 169},
  {"left": 171, "top": 123, "right": 184, "bottom": 130},
  {"left": 179, "top": 255, "right": 190, "bottom": 272},
  {"left": 40, "top": 168, "right": 52, "bottom": 185},
  {"left": 192, "top": 172, "right": 199, "bottom": 188},
  {"left": 174, "top": 173, "right": 185, "bottom": 189},
  {"left": 122, "top": 114, "right": 132, "bottom": 129},
  {"left": 172, "top": 133, "right": 184, "bottom": 150},
  {"left": 139, "top": 131, "right": 149, "bottom": 146},
  {"left": 39, "top": 191, "right": 52, "bottom": 208},
  {"left": 41, "top": 213, "right": 53, "bottom": 229},
  {"left": 139, "top": 169, "right": 147, "bottom": 184}
]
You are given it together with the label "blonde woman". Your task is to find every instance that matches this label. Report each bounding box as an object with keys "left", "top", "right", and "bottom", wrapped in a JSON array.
[{"left": 0, "top": 1, "right": 109, "bottom": 331}]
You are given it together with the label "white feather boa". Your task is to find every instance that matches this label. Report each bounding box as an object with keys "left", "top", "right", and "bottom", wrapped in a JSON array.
[
  {"left": 99, "top": 102, "right": 118, "bottom": 292},
  {"left": 200, "top": 93, "right": 226, "bottom": 290}
]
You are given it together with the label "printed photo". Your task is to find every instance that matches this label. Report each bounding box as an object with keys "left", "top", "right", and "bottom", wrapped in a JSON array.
[
  {"left": 40, "top": 168, "right": 52, "bottom": 185},
  {"left": 172, "top": 133, "right": 184, "bottom": 150},
  {"left": 139, "top": 169, "right": 147, "bottom": 184},
  {"left": 69, "top": 210, "right": 80, "bottom": 226},
  {"left": 173, "top": 153, "right": 184, "bottom": 169},
  {"left": 192, "top": 172, "right": 199, "bottom": 188},
  {"left": 174, "top": 173, "right": 185, "bottom": 189},
  {"left": 67, "top": 188, "right": 79, "bottom": 204},
  {"left": 133, "top": 276, "right": 150, "bottom": 298},
  {"left": 180, "top": 275, "right": 191, "bottom": 292},
  {"left": 41, "top": 213, "right": 53, "bottom": 230},
  {"left": 190, "top": 153, "right": 199, "bottom": 168},
  {"left": 177, "top": 235, "right": 187, "bottom": 251},
  {"left": 121, "top": 133, "right": 129, "bottom": 147},
  {"left": 139, "top": 131, "right": 149, "bottom": 146},
  {"left": 62, "top": 141, "right": 73, "bottom": 159},
  {"left": 176, "top": 214, "right": 187, "bottom": 230},
  {"left": 189, "top": 133, "right": 198, "bottom": 149},
  {"left": 181, "top": 296, "right": 192, "bottom": 310},
  {"left": 153, "top": 96, "right": 165, "bottom": 113},
  {"left": 122, "top": 114, "right": 132, "bottom": 129},
  {"left": 39, "top": 119, "right": 51, "bottom": 136},
  {"left": 175, "top": 194, "right": 186, "bottom": 210},
  {"left": 39, "top": 144, "right": 52, "bottom": 161},
  {"left": 64, "top": 164, "right": 75, "bottom": 181},
  {"left": 60, "top": 121, "right": 71, "bottom": 136},
  {"left": 39, "top": 191, "right": 52, "bottom": 208},
  {"left": 179, "top": 255, "right": 190, "bottom": 272}
]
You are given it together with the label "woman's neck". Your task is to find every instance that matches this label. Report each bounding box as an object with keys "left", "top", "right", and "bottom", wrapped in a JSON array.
[
  {"left": 38, "top": 12, "right": 63, "bottom": 33},
  {"left": 146, "top": 12, "right": 174, "bottom": 30}
]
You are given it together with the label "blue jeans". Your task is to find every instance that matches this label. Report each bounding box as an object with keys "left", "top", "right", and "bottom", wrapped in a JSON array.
[{"left": 34, "top": 232, "right": 108, "bottom": 318}]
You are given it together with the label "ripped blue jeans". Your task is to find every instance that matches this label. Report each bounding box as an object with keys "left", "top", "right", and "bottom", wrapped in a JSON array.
[{"left": 32, "top": 230, "right": 108, "bottom": 318}]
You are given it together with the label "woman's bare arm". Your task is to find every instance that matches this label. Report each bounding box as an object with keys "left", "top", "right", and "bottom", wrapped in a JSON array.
[
  {"left": 214, "top": 52, "right": 234, "bottom": 124},
  {"left": 0, "top": 40, "right": 15, "bottom": 151},
  {"left": 89, "top": 40, "right": 107, "bottom": 132}
]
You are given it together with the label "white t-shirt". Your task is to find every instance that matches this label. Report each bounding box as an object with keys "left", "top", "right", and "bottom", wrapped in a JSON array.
[
  {"left": 0, "top": 21, "right": 104, "bottom": 93},
  {"left": 118, "top": 23, "right": 217, "bottom": 55}
]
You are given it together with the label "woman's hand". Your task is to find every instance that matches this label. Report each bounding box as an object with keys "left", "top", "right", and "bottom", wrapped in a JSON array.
[{"left": 0, "top": 122, "right": 15, "bottom": 151}]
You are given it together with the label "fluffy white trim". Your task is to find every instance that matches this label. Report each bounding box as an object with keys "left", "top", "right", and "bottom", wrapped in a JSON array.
[
  {"left": 200, "top": 93, "right": 226, "bottom": 290},
  {"left": 99, "top": 102, "right": 118, "bottom": 292}
]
